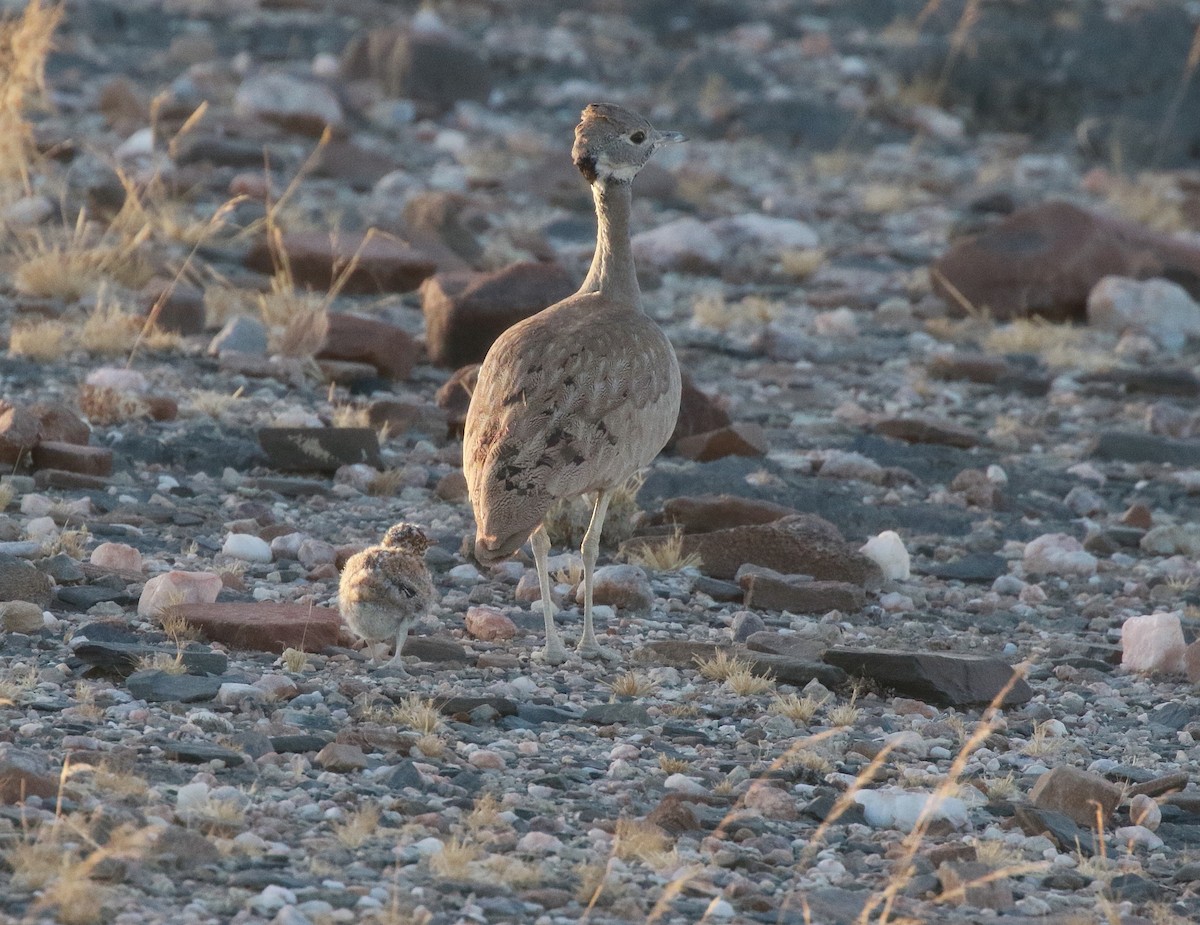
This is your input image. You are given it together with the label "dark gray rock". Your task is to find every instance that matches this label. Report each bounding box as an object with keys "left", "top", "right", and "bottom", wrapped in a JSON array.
[
  {"left": 436, "top": 696, "right": 517, "bottom": 718},
  {"left": 403, "top": 635, "right": 468, "bottom": 663},
  {"left": 55, "top": 585, "right": 133, "bottom": 610},
  {"left": 1090, "top": 432, "right": 1200, "bottom": 466},
  {"left": 258, "top": 427, "right": 382, "bottom": 473},
  {"left": 730, "top": 610, "right": 766, "bottom": 642},
  {"left": 37, "top": 553, "right": 85, "bottom": 583},
  {"left": 581, "top": 702, "right": 653, "bottom": 725},
  {"left": 516, "top": 704, "right": 579, "bottom": 725},
  {"left": 822, "top": 648, "right": 1032, "bottom": 707},
  {"left": 1012, "top": 804, "right": 1099, "bottom": 856},
  {"left": 919, "top": 554, "right": 1008, "bottom": 583},
  {"left": 269, "top": 733, "right": 332, "bottom": 754},
  {"left": 126, "top": 670, "right": 222, "bottom": 703},
  {"left": 74, "top": 641, "right": 228, "bottom": 677},
  {"left": 161, "top": 742, "right": 245, "bottom": 766},
  {"left": 1103, "top": 873, "right": 1162, "bottom": 904}
]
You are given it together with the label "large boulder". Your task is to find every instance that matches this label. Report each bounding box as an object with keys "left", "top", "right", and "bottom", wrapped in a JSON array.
[{"left": 932, "top": 202, "right": 1200, "bottom": 321}]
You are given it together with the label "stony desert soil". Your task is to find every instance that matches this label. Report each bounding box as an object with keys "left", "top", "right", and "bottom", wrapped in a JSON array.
[{"left": 2, "top": 1, "right": 1200, "bottom": 924}]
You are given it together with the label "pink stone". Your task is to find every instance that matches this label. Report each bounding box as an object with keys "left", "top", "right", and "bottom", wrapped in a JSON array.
[
  {"left": 90, "top": 542, "right": 143, "bottom": 573},
  {"left": 1121, "top": 612, "right": 1187, "bottom": 675},
  {"left": 137, "top": 570, "right": 223, "bottom": 617},
  {"left": 742, "top": 782, "right": 798, "bottom": 821},
  {"left": 517, "top": 831, "right": 564, "bottom": 853},
  {"left": 468, "top": 749, "right": 506, "bottom": 770},
  {"left": 1022, "top": 533, "right": 1097, "bottom": 577},
  {"left": 464, "top": 605, "right": 517, "bottom": 641}
]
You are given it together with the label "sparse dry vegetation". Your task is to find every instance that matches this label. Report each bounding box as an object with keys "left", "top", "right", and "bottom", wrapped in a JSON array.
[
  {"left": 769, "top": 692, "right": 827, "bottom": 724},
  {"left": 333, "top": 804, "right": 381, "bottom": 848},
  {"left": 622, "top": 528, "right": 700, "bottom": 572},
  {"left": 391, "top": 694, "right": 443, "bottom": 735},
  {"left": 608, "top": 670, "right": 657, "bottom": 699},
  {"left": 9, "top": 318, "right": 70, "bottom": 360}
]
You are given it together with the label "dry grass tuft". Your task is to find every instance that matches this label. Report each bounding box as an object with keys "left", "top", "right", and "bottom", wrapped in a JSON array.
[
  {"left": 769, "top": 692, "right": 828, "bottom": 724},
  {"left": 279, "top": 647, "right": 309, "bottom": 673},
  {"left": 368, "top": 468, "right": 407, "bottom": 497},
  {"left": 657, "top": 754, "right": 692, "bottom": 775},
  {"left": 1103, "top": 172, "right": 1186, "bottom": 233},
  {"left": 78, "top": 295, "right": 142, "bottom": 357},
  {"left": 391, "top": 694, "right": 443, "bottom": 735},
  {"left": 692, "top": 292, "right": 780, "bottom": 331},
  {"left": 0, "top": 0, "right": 63, "bottom": 189},
  {"left": 0, "top": 663, "right": 37, "bottom": 706},
  {"left": 786, "top": 746, "right": 835, "bottom": 776},
  {"left": 427, "top": 836, "right": 480, "bottom": 879},
  {"left": 984, "top": 319, "right": 1111, "bottom": 371},
  {"left": 466, "top": 793, "right": 504, "bottom": 831},
  {"left": 414, "top": 733, "right": 447, "bottom": 759},
  {"left": 186, "top": 387, "right": 244, "bottom": 419},
  {"left": 622, "top": 528, "right": 700, "bottom": 572},
  {"left": 827, "top": 693, "right": 861, "bottom": 728},
  {"left": 9, "top": 318, "right": 70, "bottom": 360},
  {"left": 613, "top": 817, "right": 674, "bottom": 868},
  {"left": 333, "top": 804, "right": 381, "bottom": 848},
  {"left": 157, "top": 605, "right": 202, "bottom": 644},
  {"left": 608, "top": 670, "right": 657, "bottom": 699},
  {"left": 780, "top": 247, "right": 825, "bottom": 279},
  {"left": 694, "top": 649, "right": 749, "bottom": 682},
  {"left": 11, "top": 215, "right": 153, "bottom": 301},
  {"left": 983, "top": 771, "right": 1018, "bottom": 802}
]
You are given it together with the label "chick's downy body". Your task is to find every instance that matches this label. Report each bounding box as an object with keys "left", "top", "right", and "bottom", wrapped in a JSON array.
[{"left": 338, "top": 523, "right": 434, "bottom": 671}]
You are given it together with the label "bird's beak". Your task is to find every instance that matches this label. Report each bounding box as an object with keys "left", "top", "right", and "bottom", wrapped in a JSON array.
[{"left": 655, "top": 130, "right": 686, "bottom": 145}]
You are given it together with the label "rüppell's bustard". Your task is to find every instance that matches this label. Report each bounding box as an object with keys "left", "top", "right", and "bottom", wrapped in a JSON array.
[
  {"left": 338, "top": 523, "right": 435, "bottom": 673},
  {"left": 464, "top": 103, "right": 684, "bottom": 665}
]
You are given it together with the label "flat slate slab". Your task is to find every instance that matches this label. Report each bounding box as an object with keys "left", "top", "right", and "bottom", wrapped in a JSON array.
[
  {"left": 1089, "top": 431, "right": 1200, "bottom": 466},
  {"left": 258, "top": 427, "right": 382, "bottom": 473},
  {"left": 822, "top": 647, "right": 1033, "bottom": 707}
]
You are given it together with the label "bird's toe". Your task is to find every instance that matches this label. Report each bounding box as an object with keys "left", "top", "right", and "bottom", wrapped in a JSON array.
[{"left": 577, "top": 641, "right": 621, "bottom": 663}]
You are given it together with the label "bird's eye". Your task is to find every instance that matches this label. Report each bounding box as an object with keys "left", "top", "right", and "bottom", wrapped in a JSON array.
[{"left": 630, "top": 131, "right": 646, "bottom": 144}]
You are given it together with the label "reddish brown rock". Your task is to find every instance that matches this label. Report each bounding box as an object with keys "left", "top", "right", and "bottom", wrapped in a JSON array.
[
  {"left": 0, "top": 402, "right": 39, "bottom": 465},
  {"left": 0, "top": 750, "right": 59, "bottom": 804},
  {"left": 741, "top": 572, "right": 866, "bottom": 614},
  {"left": 366, "top": 399, "right": 446, "bottom": 438},
  {"left": 1121, "top": 503, "right": 1154, "bottom": 530},
  {"left": 874, "top": 416, "right": 980, "bottom": 449},
  {"left": 173, "top": 602, "right": 346, "bottom": 653},
  {"left": 651, "top": 514, "right": 883, "bottom": 588},
  {"left": 658, "top": 495, "right": 797, "bottom": 533},
  {"left": 435, "top": 363, "right": 480, "bottom": 437},
  {"left": 317, "top": 313, "right": 421, "bottom": 380},
  {"left": 932, "top": 201, "right": 1200, "bottom": 322},
  {"left": 32, "top": 402, "right": 89, "bottom": 445},
  {"left": 1186, "top": 639, "right": 1200, "bottom": 684},
  {"left": 674, "top": 422, "right": 767, "bottom": 462},
  {"left": 670, "top": 374, "right": 731, "bottom": 446},
  {"left": 30, "top": 441, "right": 113, "bottom": 477},
  {"left": 926, "top": 352, "right": 1011, "bottom": 383},
  {"left": 1029, "top": 766, "right": 1121, "bottom": 827},
  {"left": 421, "top": 261, "right": 575, "bottom": 367},
  {"left": 244, "top": 231, "right": 437, "bottom": 294}
]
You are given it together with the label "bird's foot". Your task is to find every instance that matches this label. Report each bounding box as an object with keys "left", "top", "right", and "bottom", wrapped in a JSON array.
[
  {"left": 576, "top": 639, "right": 621, "bottom": 663},
  {"left": 534, "top": 638, "right": 570, "bottom": 666},
  {"left": 375, "top": 662, "right": 410, "bottom": 677}
]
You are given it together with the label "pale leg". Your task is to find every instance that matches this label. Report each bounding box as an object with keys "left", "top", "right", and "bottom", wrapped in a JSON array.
[
  {"left": 532, "top": 525, "right": 568, "bottom": 665},
  {"left": 577, "top": 490, "right": 619, "bottom": 661},
  {"left": 382, "top": 623, "right": 410, "bottom": 674}
]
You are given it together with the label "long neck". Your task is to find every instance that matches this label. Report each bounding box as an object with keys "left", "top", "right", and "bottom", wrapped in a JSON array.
[{"left": 579, "top": 178, "right": 640, "bottom": 305}]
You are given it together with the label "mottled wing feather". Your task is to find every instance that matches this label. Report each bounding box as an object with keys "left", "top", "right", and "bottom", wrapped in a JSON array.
[{"left": 464, "top": 294, "right": 681, "bottom": 551}]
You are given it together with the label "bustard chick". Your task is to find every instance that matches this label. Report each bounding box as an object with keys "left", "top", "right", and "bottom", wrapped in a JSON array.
[
  {"left": 338, "top": 523, "right": 434, "bottom": 673},
  {"left": 464, "top": 103, "right": 684, "bottom": 665}
]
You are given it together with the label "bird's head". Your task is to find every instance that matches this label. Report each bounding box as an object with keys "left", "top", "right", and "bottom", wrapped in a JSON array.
[
  {"left": 381, "top": 522, "right": 432, "bottom": 553},
  {"left": 572, "top": 103, "right": 685, "bottom": 185}
]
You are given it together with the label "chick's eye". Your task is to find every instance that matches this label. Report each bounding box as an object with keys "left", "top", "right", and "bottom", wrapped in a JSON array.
[{"left": 630, "top": 131, "right": 646, "bottom": 144}]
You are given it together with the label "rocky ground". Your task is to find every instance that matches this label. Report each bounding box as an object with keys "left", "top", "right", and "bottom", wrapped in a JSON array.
[{"left": 2, "top": 1, "right": 1200, "bottom": 924}]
